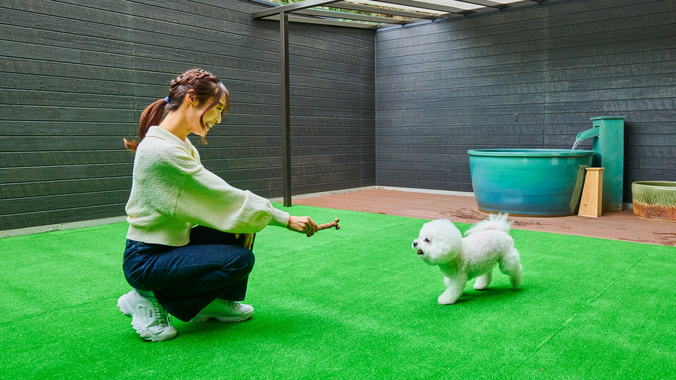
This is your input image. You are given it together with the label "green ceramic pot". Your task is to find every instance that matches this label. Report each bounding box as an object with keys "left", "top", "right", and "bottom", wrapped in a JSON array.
[{"left": 632, "top": 181, "right": 676, "bottom": 222}]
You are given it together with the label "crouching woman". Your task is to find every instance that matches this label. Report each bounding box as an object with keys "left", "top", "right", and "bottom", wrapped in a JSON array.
[{"left": 118, "top": 68, "right": 317, "bottom": 341}]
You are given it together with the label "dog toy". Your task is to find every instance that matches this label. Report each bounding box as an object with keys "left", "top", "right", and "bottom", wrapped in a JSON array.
[{"left": 308, "top": 218, "right": 340, "bottom": 237}]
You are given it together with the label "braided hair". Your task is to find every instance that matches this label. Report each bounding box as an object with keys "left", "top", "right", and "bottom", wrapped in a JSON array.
[{"left": 124, "top": 68, "right": 229, "bottom": 151}]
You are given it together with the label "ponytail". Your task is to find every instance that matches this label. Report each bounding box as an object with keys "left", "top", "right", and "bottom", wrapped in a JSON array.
[
  {"left": 124, "top": 98, "right": 167, "bottom": 152},
  {"left": 139, "top": 99, "right": 168, "bottom": 140}
]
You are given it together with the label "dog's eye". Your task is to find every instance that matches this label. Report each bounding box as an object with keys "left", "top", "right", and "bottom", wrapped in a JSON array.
[{"left": 424, "top": 238, "right": 431, "bottom": 243}]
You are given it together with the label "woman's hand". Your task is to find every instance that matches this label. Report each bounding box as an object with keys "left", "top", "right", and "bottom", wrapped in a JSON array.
[
  {"left": 242, "top": 233, "right": 254, "bottom": 249},
  {"left": 235, "top": 233, "right": 255, "bottom": 249},
  {"left": 287, "top": 216, "right": 318, "bottom": 236}
]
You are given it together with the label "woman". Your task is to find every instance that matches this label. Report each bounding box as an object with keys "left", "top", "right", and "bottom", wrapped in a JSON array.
[{"left": 118, "top": 68, "right": 318, "bottom": 342}]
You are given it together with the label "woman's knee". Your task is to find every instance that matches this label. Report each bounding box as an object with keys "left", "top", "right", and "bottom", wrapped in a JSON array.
[{"left": 231, "top": 247, "right": 255, "bottom": 275}]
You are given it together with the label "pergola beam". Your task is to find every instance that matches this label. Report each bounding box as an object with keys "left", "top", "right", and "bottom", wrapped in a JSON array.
[
  {"left": 294, "top": 8, "right": 408, "bottom": 24},
  {"left": 371, "top": 0, "right": 468, "bottom": 14},
  {"left": 253, "top": 0, "right": 339, "bottom": 18},
  {"left": 453, "top": 0, "right": 505, "bottom": 8},
  {"left": 333, "top": 1, "right": 439, "bottom": 19},
  {"left": 263, "top": 13, "right": 384, "bottom": 28}
]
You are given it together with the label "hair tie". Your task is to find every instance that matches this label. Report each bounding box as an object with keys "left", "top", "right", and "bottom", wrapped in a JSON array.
[{"left": 164, "top": 96, "right": 169, "bottom": 103}]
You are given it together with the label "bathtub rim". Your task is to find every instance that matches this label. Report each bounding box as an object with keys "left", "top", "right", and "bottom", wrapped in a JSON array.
[{"left": 468, "top": 149, "right": 595, "bottom": 158}]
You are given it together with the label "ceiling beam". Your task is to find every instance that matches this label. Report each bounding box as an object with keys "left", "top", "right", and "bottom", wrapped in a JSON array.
[
  {"left": 333, "top": 1, "right": 438, "bottom": 19},
  {"left": 452, "top": 0, "right": 504, "bottom": 8},
  {"left": 368, "top": 0, "right": 468, "bottom": 14},
  {"left": 293, "top": 8, "right": 409, "bottom": 24},
  {"left": 262, "top": 13, "right": 383, "bottom": 28},
  {"left": 253, "top": 0, "right": 339, "bottom": 18}
]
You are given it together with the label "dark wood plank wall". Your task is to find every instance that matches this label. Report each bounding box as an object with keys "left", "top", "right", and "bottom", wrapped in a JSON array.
[
  {"left": 375, "top": 0, "right": 676, "bottom": 200},
  {"left": 0, "top": 0, "right": 376, "bottom": 231}
]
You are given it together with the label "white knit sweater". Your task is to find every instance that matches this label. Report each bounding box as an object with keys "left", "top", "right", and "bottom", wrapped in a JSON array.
[{"left": 125, "top": 126, "right": 290, "bottom": 246}]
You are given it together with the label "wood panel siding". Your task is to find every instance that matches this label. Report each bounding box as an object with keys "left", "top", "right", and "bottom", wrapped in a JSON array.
[
  {"left": 3, "top": 0, "right": 674, "bottom": 232},
  {"left": 0, "top": 0, "right": 376, "bottom": 231},
  {"left": 376, "top": 0, "right": 676, "bottom": 200}
]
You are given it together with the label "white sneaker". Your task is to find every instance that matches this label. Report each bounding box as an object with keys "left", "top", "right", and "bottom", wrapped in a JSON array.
[
  {"left": 190, "top": 299, "right": 254, "bottom": 323},
  {"left": 117, "top": 289, "right": 177, "bottom": 342}
]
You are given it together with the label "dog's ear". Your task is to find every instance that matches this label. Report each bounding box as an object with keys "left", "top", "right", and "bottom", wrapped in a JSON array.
[{"left": 426, "top": 222, "right": 462, "bottom": 263}]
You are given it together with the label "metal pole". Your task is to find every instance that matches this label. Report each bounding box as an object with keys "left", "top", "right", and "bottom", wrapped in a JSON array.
[{"left": 280, "top": 11, "right": 292, "bottom": 207}]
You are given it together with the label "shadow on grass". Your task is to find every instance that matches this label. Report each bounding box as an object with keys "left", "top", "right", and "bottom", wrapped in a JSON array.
[{"left": 438, "top": 286, "right": 525, "bottom": 305}]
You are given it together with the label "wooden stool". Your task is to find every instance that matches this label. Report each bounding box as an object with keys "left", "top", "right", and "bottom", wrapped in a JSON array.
[{"left": 578, "top": 167, "right": 604, "bottom": 217}]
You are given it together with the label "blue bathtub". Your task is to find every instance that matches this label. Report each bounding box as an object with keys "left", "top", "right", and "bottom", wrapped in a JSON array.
[{"left": 468, "top": 149, "right": 595, "bottom": 216}]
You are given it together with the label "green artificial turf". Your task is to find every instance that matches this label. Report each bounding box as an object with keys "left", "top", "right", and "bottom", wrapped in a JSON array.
[{"left": 1, "top": 205, "right": 675, "bottom": 379}]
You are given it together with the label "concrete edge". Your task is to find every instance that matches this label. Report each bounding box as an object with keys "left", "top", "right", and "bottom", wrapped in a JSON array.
[{"left": 1, "top": 216, "right": 128, "bottom": 239}]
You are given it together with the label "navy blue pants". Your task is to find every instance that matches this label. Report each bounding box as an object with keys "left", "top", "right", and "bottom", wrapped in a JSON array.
[{"left": 122, "top": 226, "right": 255, "bottom": 322}]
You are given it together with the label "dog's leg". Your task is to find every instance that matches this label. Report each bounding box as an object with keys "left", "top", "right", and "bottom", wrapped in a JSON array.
[
  {"left": 498, "top": 248, "right": 522, "bottom": 288},
  {"left": 438, "top": 276, "right": 467, "bottom": 305},
  {"left": 509, "top": 264, "right": 522, "bottom": 288},
  {"left": 473, "top": 272, "right": 492, "bottom": 290}
]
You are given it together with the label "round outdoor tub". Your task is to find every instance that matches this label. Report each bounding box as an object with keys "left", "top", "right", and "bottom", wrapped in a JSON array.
[
  {"left": 468, "top": 149, "right": 595, "bottom": 216},
  {"left": 632, "top": 181, "right": 676, "bottom": 222}
]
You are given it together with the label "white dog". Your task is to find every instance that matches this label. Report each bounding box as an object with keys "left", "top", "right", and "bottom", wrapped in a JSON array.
[{"left": 412, "top": 214, "right": 522, "bottom": 305}]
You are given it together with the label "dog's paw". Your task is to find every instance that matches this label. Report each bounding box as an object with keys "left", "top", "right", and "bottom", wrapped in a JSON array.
[
  {"left": 473, "top": 273, "right": 492, "bottom": 290},
  {"left": 438, "top": 294, "right": 457, "bottom": 305},
  {"left": 510, "top": 270, "right": 522, "bottom": 288}
]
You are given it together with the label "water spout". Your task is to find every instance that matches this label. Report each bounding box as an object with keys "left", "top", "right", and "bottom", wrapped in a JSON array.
[
  {"left": 571, "top": 139, "right": 582, "bottom": 150},
  {"left": 572, "top": 127, "right": 601, "bottom": 150}
]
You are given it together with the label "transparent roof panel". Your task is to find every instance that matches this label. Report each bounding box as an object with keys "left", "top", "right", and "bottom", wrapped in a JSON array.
[{"left": 253, "top": 0, "right": 547, "bottom": 29}]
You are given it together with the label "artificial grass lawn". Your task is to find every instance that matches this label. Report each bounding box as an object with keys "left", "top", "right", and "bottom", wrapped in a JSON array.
[{"left": 1, "top": 205, "right": 675, "bottom": 379}]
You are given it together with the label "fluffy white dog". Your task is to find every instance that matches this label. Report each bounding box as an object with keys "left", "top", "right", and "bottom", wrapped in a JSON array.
[{"left": 412, "top": 214, "right": 522, "bottom": 305}]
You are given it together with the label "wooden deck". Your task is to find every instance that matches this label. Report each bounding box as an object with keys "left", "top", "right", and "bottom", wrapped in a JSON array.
[{"left": 294, "top": 189, "right": 676, "bottom": 247}]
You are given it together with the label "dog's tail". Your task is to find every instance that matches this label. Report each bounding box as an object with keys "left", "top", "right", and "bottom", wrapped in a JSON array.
[{"left": 465, "top": 213, "right": 512, "bottom": 236}]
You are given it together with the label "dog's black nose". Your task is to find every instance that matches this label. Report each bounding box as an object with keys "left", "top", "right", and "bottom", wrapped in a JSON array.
[{"left": 413, "top": 242, "right": 418, "bottom": 247}]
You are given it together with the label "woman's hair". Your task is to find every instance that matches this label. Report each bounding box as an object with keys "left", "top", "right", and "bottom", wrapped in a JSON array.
[{"left": 124, "top": 68, "right": 229, "bottom": 151}]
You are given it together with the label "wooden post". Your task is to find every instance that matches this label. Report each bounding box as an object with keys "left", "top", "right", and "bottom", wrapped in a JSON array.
[{"left": 578, "top": 167, "right": 604, "bottom": 217}]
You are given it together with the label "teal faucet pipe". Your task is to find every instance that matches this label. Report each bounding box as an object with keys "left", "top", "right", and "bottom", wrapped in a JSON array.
[
  {"left": 575, "top": 127, "right": 600, "bottom": 142},
  {"left": 576, "top": 116, "right": 626, "bottom": 212}
]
